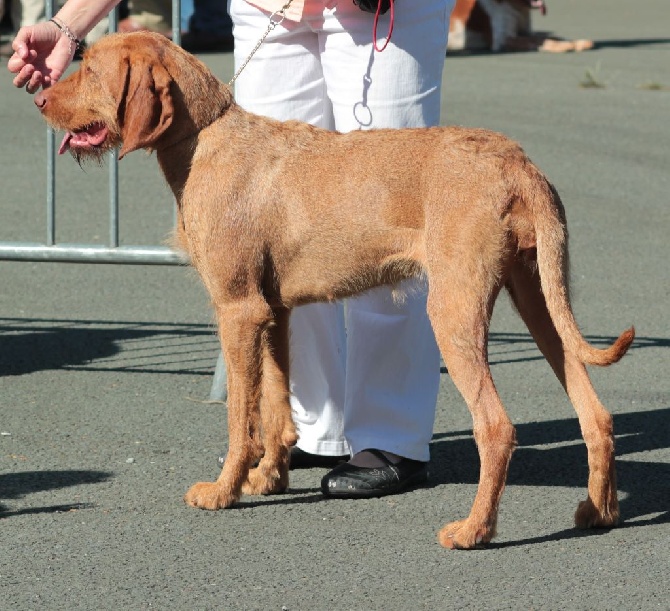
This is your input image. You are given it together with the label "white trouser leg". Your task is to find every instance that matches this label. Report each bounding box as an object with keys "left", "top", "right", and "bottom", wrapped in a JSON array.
[
  {"left": 229, "top": 0, "right": 453, "bottom": 461},
  {"left": 320, "top": 0, "right": 451, "bottom": 461},
  {"left": 230, "top": 4, "right": 348, "bottom": 455},
  {"left": 342, "top": 286, "right": 440, "bottom": 462}
]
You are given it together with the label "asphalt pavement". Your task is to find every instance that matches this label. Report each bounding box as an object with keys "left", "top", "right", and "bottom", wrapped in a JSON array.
[{"left": 1, "top": 0, "right": 668, "bottom": 609}]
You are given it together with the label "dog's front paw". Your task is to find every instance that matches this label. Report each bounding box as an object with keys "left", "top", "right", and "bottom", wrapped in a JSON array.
[
  {"left": 242, "top": 466, "right": 288, "bottom": 496},
  {"left": 184, "top": 481, "right": 238, "bottom": 510},
  {"left": 574, "top": 497, "right": 619, "bottom": 529},
  {"left": 437, "top": 519, "right": 495, "bottom": 550}
]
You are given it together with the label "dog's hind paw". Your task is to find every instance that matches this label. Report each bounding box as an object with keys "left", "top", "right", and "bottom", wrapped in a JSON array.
[
  {"left": 241, "top": 466, "right": 288, "bottom": 496},
  {"left": 437, "top": 519, "right": 495, "bottom": 550},
  {"left": 184, "top": 481, "right": 238, "bottom": 510},
  {"left": 574, "top": 497, "right": 619, "bottom": 529}
]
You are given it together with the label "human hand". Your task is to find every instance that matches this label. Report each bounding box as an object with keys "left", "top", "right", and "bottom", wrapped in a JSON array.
[{"left": 7, "top": 21, "right": 77, "bottom": 93}]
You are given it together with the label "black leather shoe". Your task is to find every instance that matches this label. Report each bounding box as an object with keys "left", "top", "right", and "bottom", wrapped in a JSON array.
[
  {"left": 321, "top": 450, "right": 428, "bottom": 498},
  {"left": 216, "top": 446, "right": 348, "bottom": 470}
]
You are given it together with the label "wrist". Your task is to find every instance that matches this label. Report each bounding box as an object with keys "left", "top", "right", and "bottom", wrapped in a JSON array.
[
  {"left": 49, "top": 17, "right": 83, "bottom": 54},
  {"left": 52, "top": 1, "right": 121, "bottom": 42}
]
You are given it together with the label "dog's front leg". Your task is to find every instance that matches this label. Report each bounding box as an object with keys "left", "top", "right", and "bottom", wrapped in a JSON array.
[
  {"left": 184, "top": 298, "right": 272, "bottom": 510},
  {"left": 243, "top": 306, "right": 297, "bottom": 496}
]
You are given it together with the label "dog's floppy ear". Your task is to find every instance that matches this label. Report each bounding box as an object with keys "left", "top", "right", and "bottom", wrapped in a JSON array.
[{"left": 117, "top": 56, "right": 174, "bottom": 159}]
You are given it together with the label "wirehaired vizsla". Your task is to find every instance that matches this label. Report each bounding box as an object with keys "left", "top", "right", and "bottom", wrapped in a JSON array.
[{"left": 33, "top": 32, "right": 633, "bottom": 549}]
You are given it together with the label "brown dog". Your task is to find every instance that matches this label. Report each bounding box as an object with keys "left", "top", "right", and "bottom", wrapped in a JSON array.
[{"left": 34, "top": 32, "right": 633, "bottom": 549}]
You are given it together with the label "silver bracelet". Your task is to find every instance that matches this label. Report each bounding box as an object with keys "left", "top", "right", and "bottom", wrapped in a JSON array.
[{"left": 49, "top": 17, "right": 82, "bottom": 54}]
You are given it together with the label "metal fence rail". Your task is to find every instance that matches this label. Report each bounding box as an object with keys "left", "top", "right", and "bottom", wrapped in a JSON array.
[
  {"left": 0, "top": 0, "right": 227, "bottom": 399},
  {"left": 0, "top": 0, "right": 185, "bottom": 266},
  {"left": 0, "top": 243, "right": 187, "bottom": 265}
]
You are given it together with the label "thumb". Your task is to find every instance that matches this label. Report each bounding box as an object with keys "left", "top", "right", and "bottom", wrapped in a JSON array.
[
  {"left": 14, "top": 40, "right": 31, "bottom": 59},
  {"left": 12, "top": 27, "right": 34, "bottom": 59}
]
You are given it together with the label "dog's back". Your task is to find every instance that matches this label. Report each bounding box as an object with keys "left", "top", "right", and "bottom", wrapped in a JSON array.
[{"left": 35, "top": 32, "right": 633, "bottom": 550}]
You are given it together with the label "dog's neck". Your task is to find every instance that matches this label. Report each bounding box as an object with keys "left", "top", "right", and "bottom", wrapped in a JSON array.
[
  {"left": 155, "top": 46, "right": 234, "bottom": 146},
  {"left": 155, "top": 53, "right": 236, "bottom": 197},
  {"left": 160, "top": 82, "right": 234, "bottom": 148}
]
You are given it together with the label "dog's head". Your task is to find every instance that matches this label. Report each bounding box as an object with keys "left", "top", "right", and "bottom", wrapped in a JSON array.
[{"left": 34, "top": 31, "right": 232, "bottom": 162}]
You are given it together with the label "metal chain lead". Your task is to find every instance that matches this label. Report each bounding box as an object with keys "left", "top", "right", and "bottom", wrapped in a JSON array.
[{"left": 228, "top": 0, "right": 294, "bottom": 87}]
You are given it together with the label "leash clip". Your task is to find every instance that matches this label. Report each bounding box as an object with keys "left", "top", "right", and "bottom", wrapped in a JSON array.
[{"left": 228, "top": 0, "right": 294, "bottom": 87}]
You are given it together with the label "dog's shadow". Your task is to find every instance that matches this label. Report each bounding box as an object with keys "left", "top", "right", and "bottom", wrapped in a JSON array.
[
  {"left": 429, "top": 407, "right": 670, "bottom": 538},
  {"left": 233, "top": 331, "right": 668, "bottom": 544},
  {"left": 236, "top": 407, "right": 669, "bottom": 547}
]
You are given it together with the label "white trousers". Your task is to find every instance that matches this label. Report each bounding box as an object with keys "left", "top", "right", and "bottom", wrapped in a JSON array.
[{"left": 229, "top": 0, "right": 453, "bottom": 462}]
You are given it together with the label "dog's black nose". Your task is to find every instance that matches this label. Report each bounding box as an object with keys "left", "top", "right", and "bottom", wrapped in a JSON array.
[{"left": 34, "top": 91, "right": 47, "bottom": 110}]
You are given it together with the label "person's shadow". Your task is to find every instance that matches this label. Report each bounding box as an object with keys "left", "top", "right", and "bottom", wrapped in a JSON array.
[
  {"left": 0, "top": 317, "right": 218, "bottom": 377},
  {"left": 0, "top": 470, "right": 113, "bottom": 517}
]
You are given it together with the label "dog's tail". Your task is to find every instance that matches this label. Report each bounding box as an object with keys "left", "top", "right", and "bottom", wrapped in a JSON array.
[{"left": 525, "top": 164, "right": 635, "bottom": 367}]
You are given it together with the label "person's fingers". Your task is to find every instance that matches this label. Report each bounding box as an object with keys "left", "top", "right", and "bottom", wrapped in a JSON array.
[
  {"left": 7, "top": 48, "right": 36, "bottom": 78},
  {"left": 27, "top": 70, "right": 43, "bottom": 94},
  {"left": 7, "top": 53, "right": 25, "bottom": 74},
  {"left": 12, "top": 63, "right": 34, "bottom": 88},
  {"left": 11, "top": 26, "right": 35, "bottom": 58},
  {"left": 6, "top": 53, "right": 19, "bottom": 72}
]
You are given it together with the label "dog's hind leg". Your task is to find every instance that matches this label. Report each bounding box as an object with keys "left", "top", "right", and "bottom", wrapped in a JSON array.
[
  {"left": 429, "top": 271, "right": 516, "bottom": 550},
  {"left": 506, "top": 257, "right": 619, "bottom": 528},
  {"left": 184, "top": 297, "right": 273, "bottom": 510},
  {"left": 243, "top": 306, "right": 297, "bottom": 496}
]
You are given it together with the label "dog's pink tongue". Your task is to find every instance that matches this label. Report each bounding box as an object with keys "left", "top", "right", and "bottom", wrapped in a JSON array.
[
  {"left": 58, "top": 132, "right": 73, "bottom": 155},
  {"left": 58, "top": 125, "right": 108, "bottom": 154}
]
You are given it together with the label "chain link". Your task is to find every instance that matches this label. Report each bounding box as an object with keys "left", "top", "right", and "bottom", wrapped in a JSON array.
[{"left": 228, "top": 0, "right": 294, "bottom": 87}]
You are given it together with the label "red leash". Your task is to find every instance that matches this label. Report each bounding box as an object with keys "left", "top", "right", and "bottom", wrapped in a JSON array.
[{"left": 372, "top": 0, "right": 395, "bottom": 52}]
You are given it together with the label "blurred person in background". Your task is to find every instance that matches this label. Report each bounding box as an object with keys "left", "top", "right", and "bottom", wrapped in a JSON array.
[{"left": 119, "top": 0, "right": 233, "bottom": 51}]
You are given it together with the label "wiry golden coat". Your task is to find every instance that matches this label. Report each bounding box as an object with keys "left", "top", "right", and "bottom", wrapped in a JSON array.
[{"left": 34, "top": 32, "right": 633, "bottom": 549}]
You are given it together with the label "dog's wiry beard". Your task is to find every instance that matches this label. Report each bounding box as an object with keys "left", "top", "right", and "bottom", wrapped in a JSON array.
[
  {"left": 69, "top": 138, "right": 120, "bottom": 167},
  {"left": 71, "top": 147, "right": 107, "bottom": 167}
]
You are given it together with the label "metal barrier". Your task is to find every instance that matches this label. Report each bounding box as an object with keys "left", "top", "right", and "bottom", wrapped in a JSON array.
[{"left": 0, "top": 0, "right": 227, "bottom": 400}]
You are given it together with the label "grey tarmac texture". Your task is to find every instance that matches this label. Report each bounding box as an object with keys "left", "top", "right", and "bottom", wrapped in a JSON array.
[{"left": 0, "top": 0, "right": 668, "bottom": 609}]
